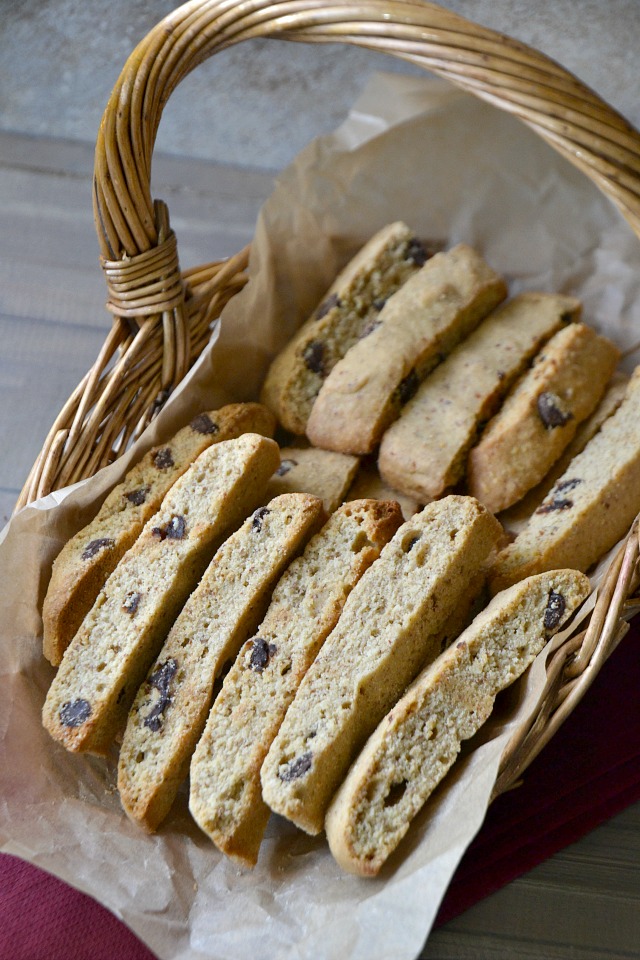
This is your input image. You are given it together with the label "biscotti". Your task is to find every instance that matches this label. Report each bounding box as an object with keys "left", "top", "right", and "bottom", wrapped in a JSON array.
[
  {"left": 467, "top": 323, "right": 620, "bottom": 513},
  {"left": 260, "top": 222, "right": 427, "bottom": 435},
  {"left": 42, "top": 434, "right": 280, "bottom": 755},
  {"left": 42, "top": 403, "right": 276, "bottom": 665},
  {"left": 189, "top": 499, "right": 403, "bottom": 866},
  {"left": 263, "top": 446, "right": 360, "bottom": 513},
  {"left": 490, "top": 366, "right": 640, "bottom": 593},
  {"left": 260, "top": 496, "right": 503, "bottom": 835},
  {"left": 118, "top": 493, "right": 326, "bottom": 832},
  {"left": 325, "top": 569, "right": 590, "bottom": 876},
  {"left": 500, "top": 371, "right": 629, "bottom": 528},
  {"left": 378, "top": 293, "right": 581, "bottom": 501},
  {"left": 346, "top": 459, "right": 421, "bottom": 520},
  {"left": 306, "top": 244, "right": 507, "bottom": 454}
]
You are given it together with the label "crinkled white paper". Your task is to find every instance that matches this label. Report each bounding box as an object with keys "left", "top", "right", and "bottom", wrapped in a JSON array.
[{"left": 2, "top": 73, "right": 640, "bottom": 960}]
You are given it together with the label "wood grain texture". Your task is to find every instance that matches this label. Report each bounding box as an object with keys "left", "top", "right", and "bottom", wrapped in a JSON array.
[{"left": 0, "top": 131, "right": 273, "bottom": 502}]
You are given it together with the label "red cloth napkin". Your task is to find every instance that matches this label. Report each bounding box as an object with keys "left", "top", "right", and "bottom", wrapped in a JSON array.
[{"left": 2, "top": 618, "right": 639, "bottom": 959}]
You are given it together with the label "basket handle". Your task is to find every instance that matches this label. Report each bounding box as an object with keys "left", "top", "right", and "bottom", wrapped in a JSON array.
[{"left": 19, "top": 0, "right": 640, "bottom": 507}]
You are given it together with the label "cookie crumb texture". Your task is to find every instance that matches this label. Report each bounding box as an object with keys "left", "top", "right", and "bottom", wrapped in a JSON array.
[
  {"left": 42, "top": 434, "right": 280, "bottom": 755},
  {"left": 467, "top": 323, "right": 620, "bottom": 513},
  {"left": 306, "top": 244, "right": 507, "bottom": 455},
  {"left": 117, "top": 492, "right": 326, "bottom": 832},
  {"left": 325, "top": 569, "right": 590, "bottom": 876},
  {"left": 188, "top": 498, "right": 403, "bottom": 866},
  {"left": 264, "top": 446, "right": 360, "bottom": 513},
  {"left": 260, "top": 222, "right": 426, "bottom": 435},
  {"left": 491, "top": 366, "right": 640, "bottom": 592},
  {"left": 260, "top": 495, "right": 503, "bottom": 835},
  {"left": 378, "top": 292, "right": 580, "bottom": 501},
  {"left": 42, "top": 402, "right": 275, "bottom": 666}
]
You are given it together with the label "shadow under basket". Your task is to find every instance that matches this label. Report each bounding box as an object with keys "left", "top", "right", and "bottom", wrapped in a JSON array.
[{"left": 17, "top": 0, "right": 640, "bottom": 798}]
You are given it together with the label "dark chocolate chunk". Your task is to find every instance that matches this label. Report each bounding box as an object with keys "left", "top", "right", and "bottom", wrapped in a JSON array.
[
  {"left": 143, "top": 658, "right": 178, "bottom": 731},
  {"left": 544, "top": 590, "right": 566, "bottom": 630},
  {"left": 252, "top": 506, "right": 270, "bottom": 532},
  {"left": 555, "top": 477, "right": 582, "bottom": 493},
  {"left": 359, "top": 318, "right": 383, "bottom": 339},
  {"left": 536, "top": 497, "right": 574, "bottom": 514},
  {"left": 406, "top": 237, "right": 429, "bottom": 266},
  {"left": 124, "top": 486, "right": 149, "bottom": 507},
  {"left": 81, "top": 537, "right": 115, "bottom": 561},
  {"left": 537, "top": 392, "right": 573, "bottom": 429},
  {"left": 303, "top": 341, "right": 326, "bottom": 376},
  {"left": 279, "top": 751, "right": 313, "bottom": 781},
  {"left": 191, "top": 413, "right": 219, "bottom": 435},
  {"left": 315, "top": 292, "right": 341, "bottom": 321},
  {"left": 395, "top": 369, "right": 419, "bottom": 406},
  {"left": 536, "top": 477, "right": 582, "bottom": 515},
  {"left": 152, "top": 514, "right": 187, "bottom": 541},
  {"left": 59, "top": 698, "right": 91, "bottom": 728},
  {"left": 249, "top": 637, "right": 277, "bottom": 672},
  {"left": 275, "top": 459, "right": 297, "bottom": 477},
  {"left": 152, "top": 447, "right": 174, "bottom": 470},
  {"left": 122, "top": 592, "right": 141, "bottom": 616}
]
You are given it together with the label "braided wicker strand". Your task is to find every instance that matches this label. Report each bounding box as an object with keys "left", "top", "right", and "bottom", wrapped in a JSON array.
[{"left": 18, "top": 0, "right": 640, "bottom": 796}]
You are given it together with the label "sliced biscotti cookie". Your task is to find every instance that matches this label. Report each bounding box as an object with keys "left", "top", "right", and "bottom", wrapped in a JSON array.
[
  {"left": 42, "top": 403, "right": 276, "bottom": 666},
  {"left": 42, "top": 434, "right": 280, "bottom": 755},
  {"left": 378, "top": 293, "right": 581, "bottom": 501},
  {"left": 346, "top": 459, "right": 421, "bottom": 520},
  {"left": 260, "top": 496, "right": 503, "bottom": 835},
  {"left": 189, "top": 499, "right": 403, "bottom": 866},
  {"left": 263, "top": 446, "right": 360, "bottom": 513},
  {"left": 500, "top": 371, "right": 629, "bottom": 529},
  {"left": 306, "top": 245, "right": 507, "bottom": 454},
  {"left": 117, "top": 493, "right": 326, "bottom": 832},
  {"left": 260, "top": 222, "right": 427, "bottom": 435},
  {"left": 490, "top": 367, "right": 640, "bottom": 593},
  {"left": 325, "top": 569, "right": 590, "bottom": 876},
  {"left": 467, "top": 323, "right": 620, "bottom": 514}
]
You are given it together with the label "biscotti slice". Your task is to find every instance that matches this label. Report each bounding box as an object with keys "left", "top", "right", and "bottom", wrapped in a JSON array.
[
  {"left": 260, "top": 222, "right": 427, "bottom": 434},
  {"left": 260, "top": 495, "right": 503, "bottom": 835},
  {"left": 347, "top": 459, "right": 421, "bottom": 520},
  {"left": 189, "top": 499, "right": 403, "bottom": 866},
  {"left": 490, "top": 367, "right": 640, "bottom": 593},
  {"left": 325, "top": 569, "right": 590, "bottom": 876},
  {"left": 467, "top": 323, "right": 620, "bottom": 513},
  {"left": 306, "top": 245, "right": 507, "bottom": 454},
  {"left": 117, "top": 493, "right": 326, "bottom": 832},
  {"left": 42, "top": 434, "right": 280, "bottom": 755},
  {"left": 378, "top": 293, "right": 581, "bottom": 501},
  {"left": 263, "top": 446, "right": 360, "bottom": 513},
  {"left": 42, "top": 403, "right": 276, "bottom": 665},
  {"left": 500, "top": 371, "right": 629, "bottom": 528}
]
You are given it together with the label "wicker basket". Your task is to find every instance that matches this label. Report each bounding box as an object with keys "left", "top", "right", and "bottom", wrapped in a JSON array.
[{"left": 18, "top": 0, "right": 640, "bottom": 797}]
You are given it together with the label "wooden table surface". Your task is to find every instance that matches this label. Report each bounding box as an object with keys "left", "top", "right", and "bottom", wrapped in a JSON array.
[{"left": 3, "top": 124, "right": 640, "bottom": 960}]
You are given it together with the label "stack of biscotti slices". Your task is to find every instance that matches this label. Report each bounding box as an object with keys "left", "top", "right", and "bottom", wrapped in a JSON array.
[
  {"left": 42, "top": 430, "right": 281, "bottom": 754},
  {"left": 261, "top": 224, "right": 636, "bottom": 583},
  {"left": 325, "top": 568, "right": 590, "bottom": 875},
  {"left": 40, "top": 222, "right": 635, "bottom": 877},
  {"left": 43, "top": 402, "right": 276, "bottom": 665}
]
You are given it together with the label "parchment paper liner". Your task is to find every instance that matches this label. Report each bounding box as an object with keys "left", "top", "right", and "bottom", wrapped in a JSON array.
[{"left": 2, "top": 73, "right": 640, "bottom": 960}]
